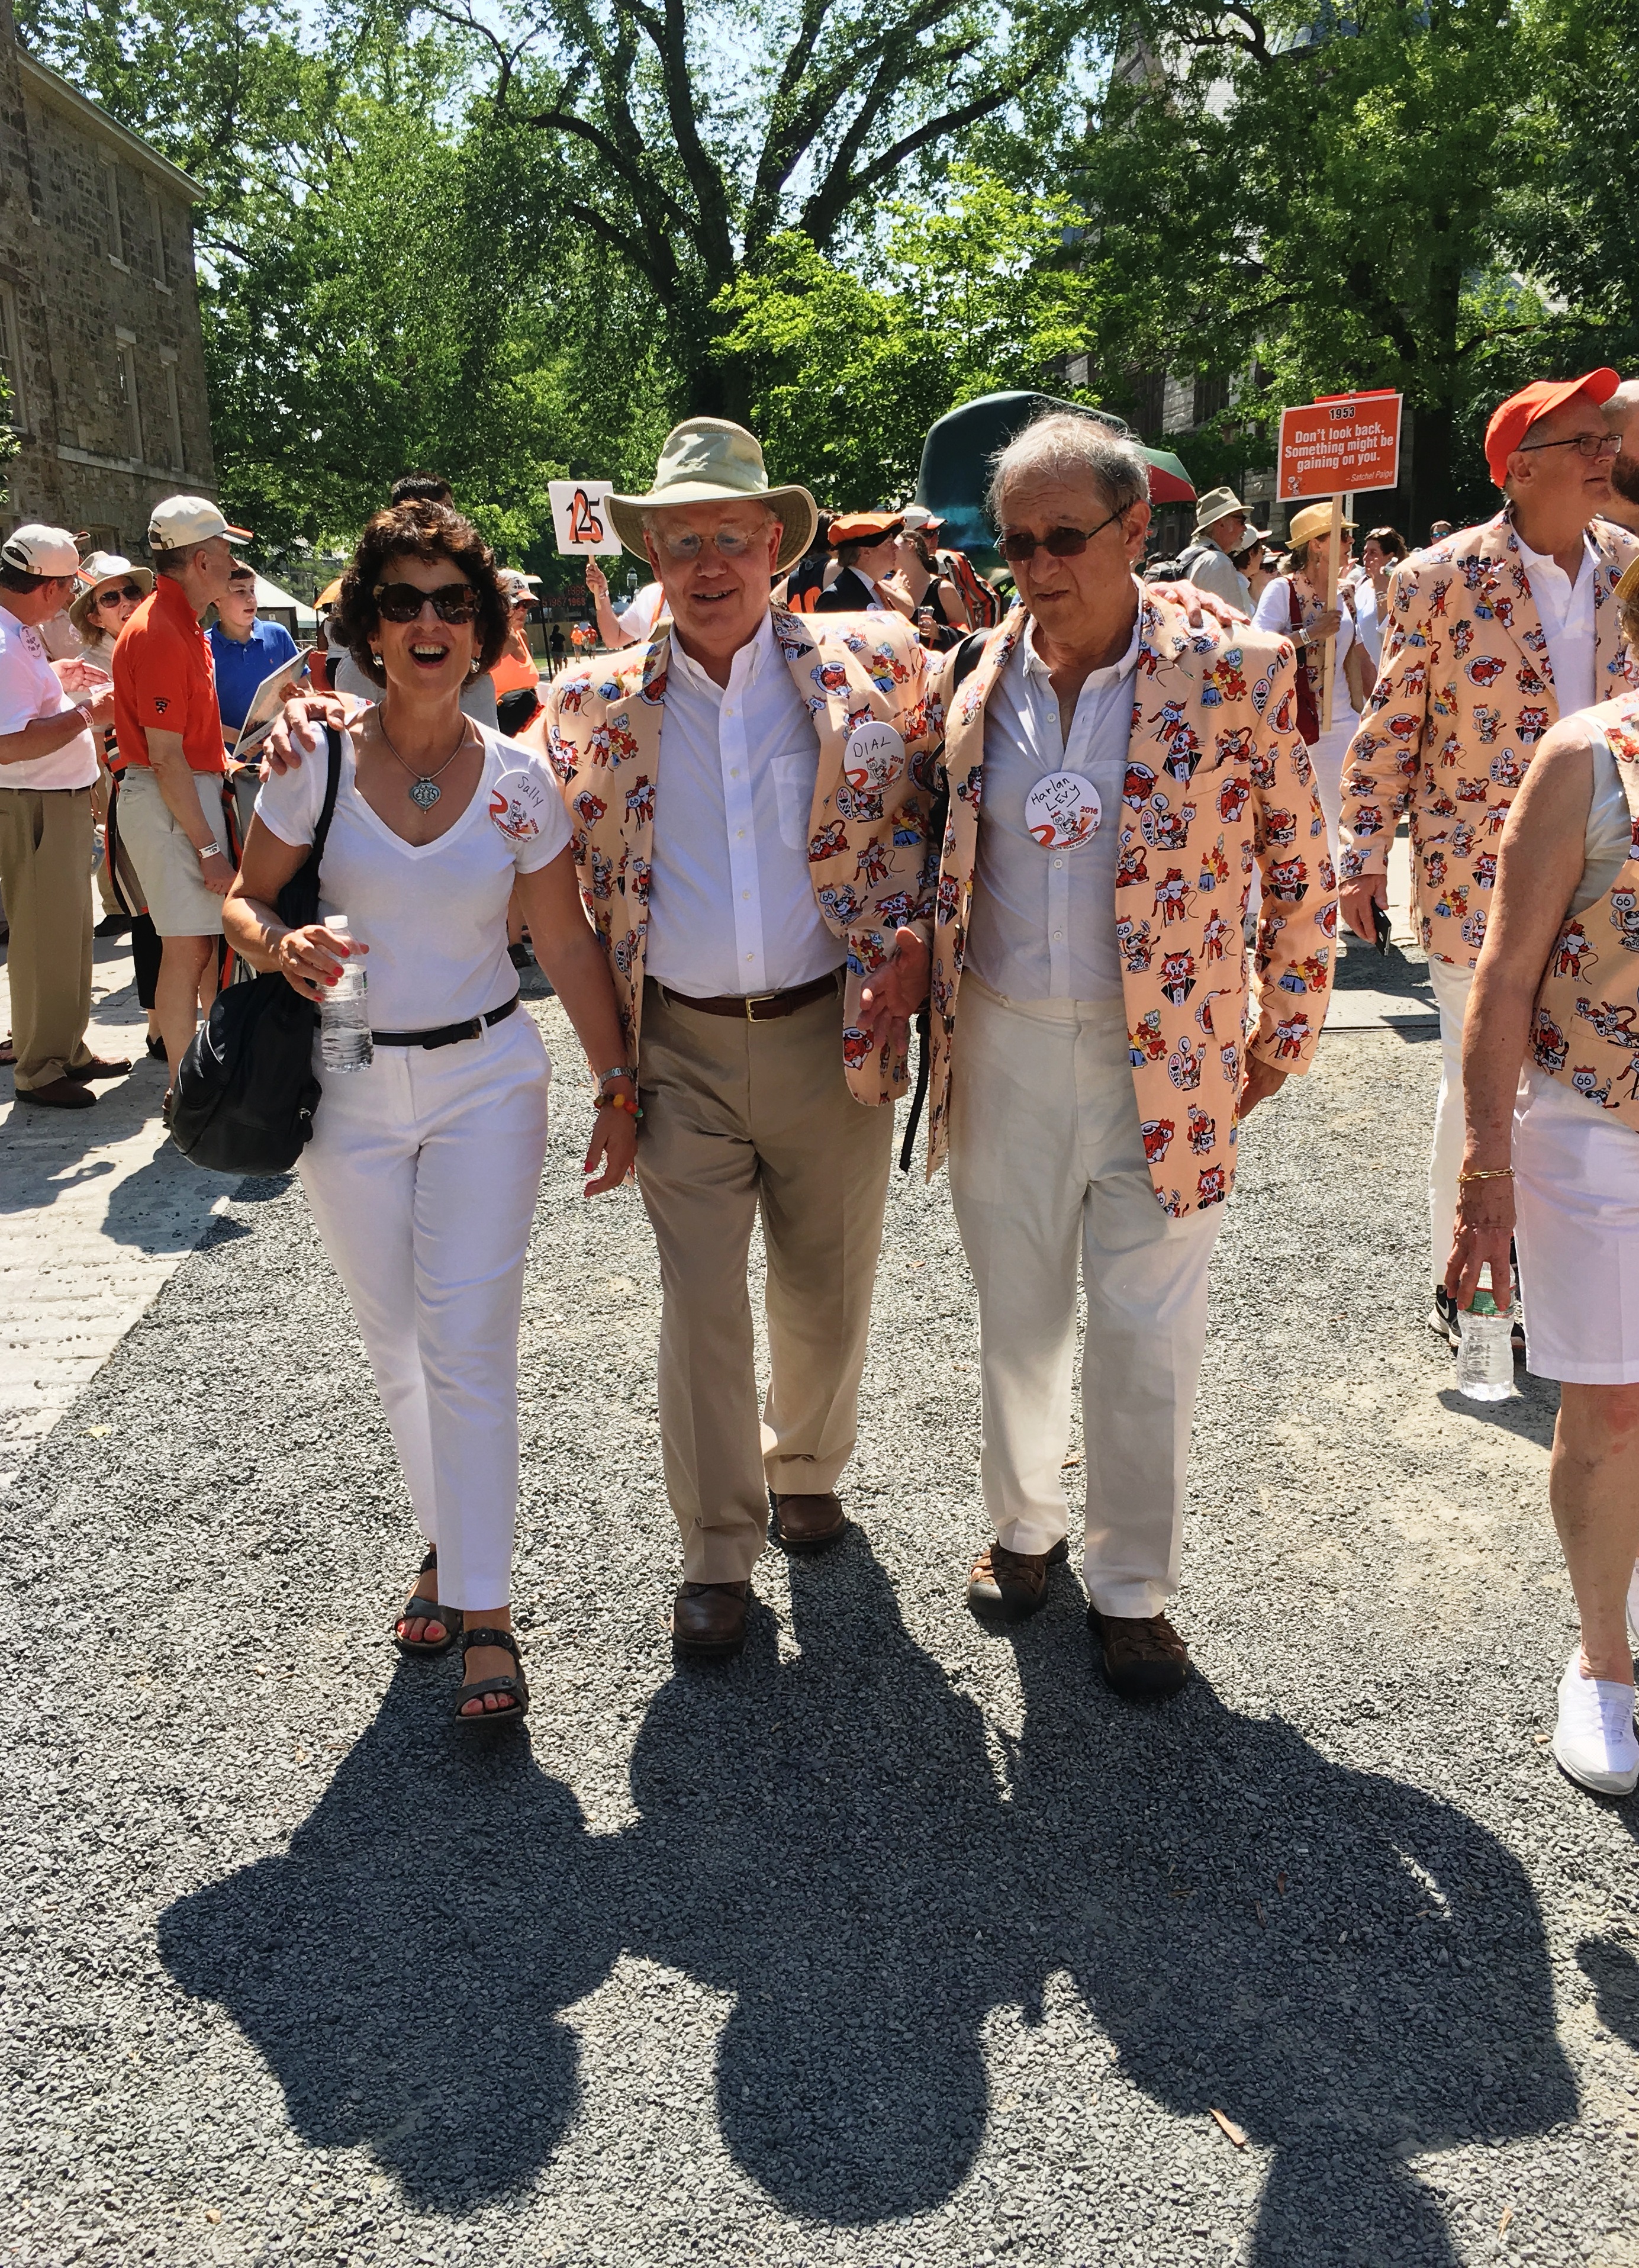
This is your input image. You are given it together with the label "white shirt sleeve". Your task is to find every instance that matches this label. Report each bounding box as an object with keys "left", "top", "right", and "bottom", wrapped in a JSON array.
[
  {"left": 253, "top": 732, "right": 331, "bottom": 847},
  {"left": 0, "top": 619, "right": 57, "bottom": 735},
  {"left": 492, "top": 741, "right": 574, "bottom": 875},
  {"left": 1251, "top": 578, "right": 1294, "bottom": 637}
]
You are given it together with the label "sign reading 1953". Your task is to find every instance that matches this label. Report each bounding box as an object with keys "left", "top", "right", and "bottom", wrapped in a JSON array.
[{"left": 1278, "top": 391, "right": 1402, "bottom": 499}]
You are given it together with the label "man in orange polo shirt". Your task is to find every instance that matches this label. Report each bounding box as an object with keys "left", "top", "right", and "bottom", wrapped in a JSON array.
[{"left": 113, "top": 495, "right": 247, "bottom": 1093}]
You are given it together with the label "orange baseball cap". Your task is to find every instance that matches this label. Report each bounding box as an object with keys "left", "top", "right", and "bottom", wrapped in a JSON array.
[
  {"left": 827, "top": 511, "right": 904, "bottom": 546},
  {"left": 1484, "top": 369, "right": 1620, "bottom": 487}
]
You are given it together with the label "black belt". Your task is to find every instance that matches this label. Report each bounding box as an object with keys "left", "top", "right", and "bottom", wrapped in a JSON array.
[{"left": 372, "top": 995, "right": 520, "bottom": 1050}]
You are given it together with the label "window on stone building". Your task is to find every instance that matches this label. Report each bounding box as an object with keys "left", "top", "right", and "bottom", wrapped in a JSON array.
[
  {"left": 160, "top": 350, "right": 182, "bottom": 469},
  {"left": 146, "top": 184, "right": 169, "bottom": 289},
  {"left": 115, "top": 332, "right": 141, "bottom": 461},
  {"left": 0, "top": 284, "right": 25, "bottom": 431},
  {"left": 103, "top": 160, "right": 125, "bottom": 265}
]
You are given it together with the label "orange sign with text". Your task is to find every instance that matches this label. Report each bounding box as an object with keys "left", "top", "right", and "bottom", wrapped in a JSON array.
[{"left": 1278, "top": 391, "right": 1402, "bottom": 499}]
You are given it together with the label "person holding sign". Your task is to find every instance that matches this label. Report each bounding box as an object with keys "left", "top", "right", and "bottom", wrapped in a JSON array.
[
  {"left": 1251, "top": 501, "right": 1361, "bottom": 855},
  {"left": 1336, "top": 369, "right": 1639, "bottom": 1345},
  {"left": 917, "top": 411, "right": 1333, "bottom": 1698},
  {"left": 540, "top": 417, "right": 942, "bottom": 1660},
  {"left": 225, "top": 501, "right": 636, "bottom": 1729}
]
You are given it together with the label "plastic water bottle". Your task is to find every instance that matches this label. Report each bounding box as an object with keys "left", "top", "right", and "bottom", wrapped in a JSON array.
[
  {"left": 319, "top": 913, "right": 372, "bottom": 1072},
  {"left": 1456, "top": 1263, "right": 1514, "bottom": 1401}
]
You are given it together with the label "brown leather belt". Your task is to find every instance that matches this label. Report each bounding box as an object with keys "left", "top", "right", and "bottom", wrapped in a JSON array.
[{"left": 655, "top": 970, "right": 841, "bottom": 1022}]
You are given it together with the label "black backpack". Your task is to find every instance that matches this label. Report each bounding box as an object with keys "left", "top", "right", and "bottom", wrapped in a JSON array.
[{"left": 169, "top": 729, "right": 343, "bottom": 1177}]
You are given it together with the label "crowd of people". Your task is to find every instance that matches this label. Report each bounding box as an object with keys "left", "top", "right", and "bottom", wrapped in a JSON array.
[{"left": 3, "top": 377, "right": 1638, "bottom": 1783}]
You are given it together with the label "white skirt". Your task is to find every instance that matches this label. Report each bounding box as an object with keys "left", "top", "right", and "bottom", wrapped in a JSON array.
[{"left": 1515, "top": 1069, "right": 1639, "bottom": 1384}]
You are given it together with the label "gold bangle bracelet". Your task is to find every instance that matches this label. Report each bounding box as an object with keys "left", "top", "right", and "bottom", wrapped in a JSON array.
[{"left": 1457, "top": 1166, "right": 1514, "bottom": 1185}]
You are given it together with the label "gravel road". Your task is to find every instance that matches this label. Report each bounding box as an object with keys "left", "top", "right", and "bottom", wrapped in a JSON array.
[{"left": 4, "top": 941, "right": 1639, "bottom": 2268}]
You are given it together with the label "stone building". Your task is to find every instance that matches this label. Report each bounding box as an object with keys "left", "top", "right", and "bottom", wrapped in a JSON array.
[{"left": 0, "top": 0, "right": 218, "bottom": 555}]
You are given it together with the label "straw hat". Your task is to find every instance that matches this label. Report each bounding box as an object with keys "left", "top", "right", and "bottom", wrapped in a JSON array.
[
  {"left": 68, "top": 551, "right": 154, "bottom": 636},
  {"left": 1286, "top": 501, "right": 1357, "bottom": 548},
  {"left": 609, "top": 418, "right": 817, "bottom": 572}
]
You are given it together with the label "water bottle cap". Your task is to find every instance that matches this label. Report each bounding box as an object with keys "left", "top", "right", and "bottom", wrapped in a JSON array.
[
  {"left": 1467, "top": 1290, "right": 1500, "bottom": 1317},
  {"left": 324, "top": 913, "right": 349, "bottom": 934}
]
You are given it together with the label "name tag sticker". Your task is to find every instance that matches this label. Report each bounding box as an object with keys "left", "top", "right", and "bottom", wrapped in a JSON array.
[
  {"left": 1026, "top": 771, "right": 1101, "bottom": 849},
  {"left": 843, "top": 720, "right": 905, "bottom": 792},
  {"left": 490, "top": 768, "right": 551, "bottom": 843}
]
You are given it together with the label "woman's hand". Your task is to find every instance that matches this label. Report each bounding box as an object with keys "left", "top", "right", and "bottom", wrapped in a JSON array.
[
  {"left": 1445, "top": 1176, "right": 1517, "bottom": 1313},
  {"left": 584, "top": 1104, "right": 637, "bottom": 1195},
  {"left": 1308, "top": 604, "right": 1342, "bottom": 640},
  {"left": 276, "top": 922, "right": 364, "bottom": 1003},
  {"left": 584, "top": 561, "right": 609, "bottom": 600}
]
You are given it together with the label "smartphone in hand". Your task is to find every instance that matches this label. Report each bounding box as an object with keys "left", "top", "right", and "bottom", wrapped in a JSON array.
[{"left": 1373, "top": 900, "right": 1393, "bottom": 956}]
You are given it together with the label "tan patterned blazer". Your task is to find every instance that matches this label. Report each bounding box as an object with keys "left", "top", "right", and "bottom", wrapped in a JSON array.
[
  {"left": 539, "top": 606, "right": 939, "bottom": 1105},
  {"left": 1337, "top": 509, "right": 1639, "bottom": 966},
  {"left": 922, "top": 594, "right": 1335, "bottom": 1221}
]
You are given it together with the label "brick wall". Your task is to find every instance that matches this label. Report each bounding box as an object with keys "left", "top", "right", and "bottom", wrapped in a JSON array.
[{"left": 0, "top": 0, "right": 217, "bottom": 556}]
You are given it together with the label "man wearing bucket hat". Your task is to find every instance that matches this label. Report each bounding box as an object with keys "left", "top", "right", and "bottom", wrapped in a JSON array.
[
  {"left": 0, "top": 523, "right": 126, "bottom": 1107},
  {"left": 540, "top": 417, "right": 941, "bottom": 1658},
  {"left": 1337, "top": 371, "right": 1639, "bottom": 1344},
  {"left": 1180, "top": 487, "right": 1265, "bottom": 613},
  {"left": 113, "top": 496, "right": 251, "bottom": 1100}
]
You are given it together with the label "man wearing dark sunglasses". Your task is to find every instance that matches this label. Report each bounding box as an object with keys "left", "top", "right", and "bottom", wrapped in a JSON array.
[
  {"left": 914, "top": 410, "right": 1334, "bottom": 1702},
  {"left": 1337, "top": 370, "right": 1639, "bottom": 1350}
]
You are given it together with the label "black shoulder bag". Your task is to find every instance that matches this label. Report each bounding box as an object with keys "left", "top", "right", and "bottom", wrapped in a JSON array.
[{"left": 169, "top": 728, "right": 344, "bottom": 1177}]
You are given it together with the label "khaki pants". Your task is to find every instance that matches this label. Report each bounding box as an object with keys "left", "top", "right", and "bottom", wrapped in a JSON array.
[
  {"left": 636, "top": 976, "right": 895, "bottom": 1582},
  {"left": 0, "top": 784, "right": 95, "bottom": 1089},
  {"left": 947, "top": 977, "right": 1222, "bottom": 1619}
]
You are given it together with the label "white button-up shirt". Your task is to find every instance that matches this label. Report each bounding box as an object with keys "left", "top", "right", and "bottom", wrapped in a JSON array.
[
  {"left": 643, "top": 612, "right": 845, "bottom": 998},
  {"left": 1514, "top": 527, "right": 1597, "bottom": 719},
  {"left": 967, "top": 601, "right": 1142, "bottom": 1003}
]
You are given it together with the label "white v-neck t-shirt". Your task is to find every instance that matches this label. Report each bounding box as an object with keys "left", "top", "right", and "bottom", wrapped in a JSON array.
[{"left": 254, "top": 725, "right": 572, "bottom": 1030}]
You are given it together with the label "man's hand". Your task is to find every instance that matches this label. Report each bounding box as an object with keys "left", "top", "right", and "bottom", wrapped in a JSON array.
[
  {"left": 1151, "top": 581, "right": 1248, "bottom": 630},
  {"left": 265, "top": 692, "right": 349, "bottom": 776},
  {"left": 55, "top": 658, "right": 110, "bottom": 699},
  {"left": 859, "top": 927, "right": 931, "bottom": 1056},
  {"left": 1237, "top": 1055, "right": 1289, "bottom": 1119},
  {"left": 1340, "top": 876, "right": 1386, "bottom": 944},
  {"left": 85, "top": 687, "right": 115, "bottom": 734}
]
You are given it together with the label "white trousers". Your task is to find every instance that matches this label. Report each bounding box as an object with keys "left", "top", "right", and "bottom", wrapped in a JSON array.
[
  {"left": 947, "top": 977, "right": 1222, "bottom": 1619},
  {"left": 1427, "top": 956, "right": 1475, "bottom": 1289},
  {"left": 297, "top": 1009, "right": 552, "bottom": 1610}
]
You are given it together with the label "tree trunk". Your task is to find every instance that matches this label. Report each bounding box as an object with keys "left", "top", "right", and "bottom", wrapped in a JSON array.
[{"left": 1409, "top": 394, "right": 1457, "bottom": 542}]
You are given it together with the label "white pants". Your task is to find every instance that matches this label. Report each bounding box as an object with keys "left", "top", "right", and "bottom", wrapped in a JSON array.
[
  {"left": 1310, "top": 722, "right": 1354, "bottom": 865},
  {"left": 1427, "top": 956, "right": 1475, "bottom": 1289},
  {"left": 947, "top": 977, "right": 1222, "bottom": 1619},
  {"left": 297, "top": 1009, "right": 552, "bottom": 1610}
]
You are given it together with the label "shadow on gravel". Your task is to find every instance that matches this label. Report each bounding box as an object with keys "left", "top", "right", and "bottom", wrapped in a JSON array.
[{"left": 159, "top": 1534, "right": 1573, "bottom": 2257}]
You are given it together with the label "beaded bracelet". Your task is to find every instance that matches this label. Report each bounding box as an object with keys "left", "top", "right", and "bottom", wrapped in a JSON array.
[{"left": 601, "top": 1088, "right": 643, "bottom": 1119}]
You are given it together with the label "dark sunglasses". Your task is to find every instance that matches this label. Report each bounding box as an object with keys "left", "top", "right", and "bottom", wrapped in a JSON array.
[
  {"left": 97, "top": 582, "right": 145, "bottom": 606},
  {"left": 372, "top": 580, "right": 479, "bottom": 623},
  {"left": 997, "top": 505, "right": 1128, "bottom": 564}
]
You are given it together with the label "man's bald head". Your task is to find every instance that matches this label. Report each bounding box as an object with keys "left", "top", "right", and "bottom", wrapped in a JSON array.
[{"left": 1607, "top": 381, "right": 1639, "bottom": 509}]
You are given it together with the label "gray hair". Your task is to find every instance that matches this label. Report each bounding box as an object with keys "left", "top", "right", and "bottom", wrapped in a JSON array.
[{"left": 986, "top": 411, "right": 1151, "bottom": 525}]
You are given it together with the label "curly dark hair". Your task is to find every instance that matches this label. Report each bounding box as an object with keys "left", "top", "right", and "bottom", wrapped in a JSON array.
[{"left": 334, "top": 501, "right": 509, "bottom": 690}]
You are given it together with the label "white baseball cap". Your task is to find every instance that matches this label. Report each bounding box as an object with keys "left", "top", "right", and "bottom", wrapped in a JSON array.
[
  {"left": 898, "top": 503, "right": 946, "bottom": 533},
  {"left": 498, "top": 568, "right": 542, "bottom": 602},
  {"left": 2, "top": 523, "right": 82, "bottom": 577},
  {"left": 147, "top": 495, "right": 252, "bottom": 553}
]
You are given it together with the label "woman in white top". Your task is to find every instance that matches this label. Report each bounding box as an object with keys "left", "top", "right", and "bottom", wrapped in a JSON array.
[
  {"left": 69, "top": 555, "right": 162, "bottom": 1028},
  {"left": 223, "top": 503, "right": 636, "bottom": 1730},
  {"left": 1252, "top": 503, "right": 1361, "bottom": 857},
  {"left": 1351, "top": 525, "right": 1409, "bottom": 689},
  {"left": 1450, "top": 556, "right": 1639, "bottom": 1796}
]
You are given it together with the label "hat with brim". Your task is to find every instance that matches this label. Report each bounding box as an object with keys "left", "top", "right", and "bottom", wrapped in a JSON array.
[
  {"left": 609, "top": 417, "right": 817, "bottom": 574},
  {"left": 1287, "top": 501, "right": 1358, "bottom": 548},
  {"left": 829, "top": 513, "right": 906, "bottom": 548},
  {"left": 68, "top": 552, "right": 154, "bottom": 635},
  {"left": 316, "top": 577, "right": 343, "bottom": 608},
  {"left": 1192, "top": 486, "right": 1251, "bottom": 538},
  {"left": 899, "top": 503, "right": 945, "bottom": 533},
  {"left": 1485, "top": 368, "right": 1620, "bottom": 487}
]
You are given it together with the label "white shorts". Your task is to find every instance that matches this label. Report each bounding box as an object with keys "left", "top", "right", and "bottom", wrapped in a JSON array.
[
  {"left": 1515, "top": 1068, "right": 1639, "bottom": 1384},
  {"left": 116, "top": 765, "right": 230, "bottom": 937}
]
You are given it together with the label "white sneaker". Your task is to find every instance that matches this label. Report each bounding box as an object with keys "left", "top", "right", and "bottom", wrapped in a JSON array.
[{"left": 1553, "top": 1649, "right": 1639, "bottom": 1796}]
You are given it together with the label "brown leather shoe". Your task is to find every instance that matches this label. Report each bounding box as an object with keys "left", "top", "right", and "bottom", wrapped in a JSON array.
[
  {"left": 65, "top": 1054, "right": 132, "bottom": 1082},
  {"left": 966, "top": 1537, "right": 1069, "bottom": 1620},
  {"left": 671, "top": 1581, "right": 749, "bottom": 1658},
  {"left": 769, "top": 1491, "right": 846, "bottom": 1550},
  {"left": 1088, "top": 1606, "right": 1190, "bottom": 1700},
  {"left": 17, "top": 1076, "right": 96, "bottom": 1110}
]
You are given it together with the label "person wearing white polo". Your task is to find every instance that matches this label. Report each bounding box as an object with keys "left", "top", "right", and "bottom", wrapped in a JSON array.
[
  {"left": 113, "top": 496, "right": 246, "bottom": 1094},
  {"left": 0, "top": 523, "right": 129, "bottom": 1108}
]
